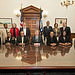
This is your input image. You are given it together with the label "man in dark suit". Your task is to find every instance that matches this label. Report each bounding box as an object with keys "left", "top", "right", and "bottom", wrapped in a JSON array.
[
  {"left": 31, "top": 29, "right": 43, "bottom": 46},
  {"left": 17, "top": 31, "right": 29, "bottom": 46},
  {"left": 60, "top": 22, "right": 71, "bottom": 38},
  {"left": 47, "top": 31, "right": 57, "bottom": 46},
  {"left": 59, "top": 31, "right": 71, "bottom": 46},
  {"left": 43, "top": 21, "right": 53, "bottom": 40},
  {"left": 19, "top": 22, "right": 30, "bottom": 38}
]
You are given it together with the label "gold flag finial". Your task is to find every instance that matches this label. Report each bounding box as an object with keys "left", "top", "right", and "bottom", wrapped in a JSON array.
[
  {"left": 40, "top": 6, "right": 41, "bottom": 9},
  {"left": 21, "top": 4, "right": 23, "bottom": 9}
]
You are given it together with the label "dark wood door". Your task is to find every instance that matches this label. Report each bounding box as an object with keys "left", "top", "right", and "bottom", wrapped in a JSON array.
[
  {"left": 21, "top": 5, "right": 43, "bottom": 43},
  {"left": 25, "top": 18, "right": 39, "bottom": 43}
]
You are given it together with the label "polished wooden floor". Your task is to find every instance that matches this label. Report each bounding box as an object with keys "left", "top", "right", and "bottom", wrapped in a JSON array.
[{"left": 0, "top": 44, "right": 75, "bottom": 69}]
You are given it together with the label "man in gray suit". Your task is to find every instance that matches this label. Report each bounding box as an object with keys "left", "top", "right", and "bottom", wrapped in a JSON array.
[{"left": 1, "top": 24, "right": 10, "bottom": 44}]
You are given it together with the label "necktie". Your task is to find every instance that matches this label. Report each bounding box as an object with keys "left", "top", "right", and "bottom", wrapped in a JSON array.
[
  {"left": 63, "top": 27, "right": 65, "bottom": 31},
  {"left": 22, "top": 37, "right": 23, "bottom": 43},
  {"left": 50, "top": 38, "right": 53, "bottom": 43},
  {"left": 6, "top": 29, "right": 7, "bottom": 33},
  {"left": 55, "top": 28, "right": 57, "bottom": 36}
]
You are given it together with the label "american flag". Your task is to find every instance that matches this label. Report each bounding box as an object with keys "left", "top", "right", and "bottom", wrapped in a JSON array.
[{"left": 20, "top": 9, "right": 23, "bottom": 27}]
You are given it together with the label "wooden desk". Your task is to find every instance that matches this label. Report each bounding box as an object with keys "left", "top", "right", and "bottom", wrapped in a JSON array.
[{"left": 0, "top": 45, "right": 75, "bottom": 69}]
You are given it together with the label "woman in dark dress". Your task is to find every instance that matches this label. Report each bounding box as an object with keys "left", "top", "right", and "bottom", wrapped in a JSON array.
[
  {"left": 5, "top": 32, "right": 15, "bottom": 46},
  {"left": 59, "top": 31, "right": 71, "bottom": 46}
]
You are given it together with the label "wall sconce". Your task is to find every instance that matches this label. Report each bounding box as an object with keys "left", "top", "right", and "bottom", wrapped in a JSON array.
[
  {"left": 15, "top": 10, "right": 20, "bottom": 17},
  {"left": 43, "top": 11, "right": 48, "bottom": 18}
]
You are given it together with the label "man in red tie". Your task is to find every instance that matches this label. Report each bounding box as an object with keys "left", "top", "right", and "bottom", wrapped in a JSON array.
[
  {"left": 63, "top": 26, "right": 65, "bottom": 31},
  {"left": 60, "top": 22, "right": 71, "bottom": 39}
]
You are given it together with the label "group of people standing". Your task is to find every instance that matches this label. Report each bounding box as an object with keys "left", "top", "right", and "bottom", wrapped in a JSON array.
[
  {"left": 1, "top": 20, "right": 71, "bottom": 46},
  {"left": 43, "top": 21, "right": 71, "bottom": 46},
  {"left": 1, "top": 23, "right": 30, "bottom": 46}
]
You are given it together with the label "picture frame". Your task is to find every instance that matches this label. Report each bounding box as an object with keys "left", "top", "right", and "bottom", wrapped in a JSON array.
[
  {"left": 55, "top": 18, "right": 67, "bottom": 28},
  {"left": 0, "top": 18, "right": 12, "bottom": 29}
]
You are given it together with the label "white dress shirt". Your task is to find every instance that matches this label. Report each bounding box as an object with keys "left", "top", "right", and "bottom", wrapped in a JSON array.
[
  {"left": 9, "top": 38, "right": 11, "bottom": 41},
  {"left": 47, "top": 26, "right": 49, "bottom": 29},
  {"left": 63, "top": 37, "right": 65, "bottom": 40},
  {"left": 23, "top": 27, "right": 26, "bottom": 36}
]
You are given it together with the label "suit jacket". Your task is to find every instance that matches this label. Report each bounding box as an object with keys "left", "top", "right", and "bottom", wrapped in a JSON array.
[
  {"left": 17, "top": 35, "right": 29, "bottom": 45},
  {"left": 59, "top": 35, "right": 71, "bottom": 43},
  {"left": 10, "top": 28, "right": 19, "bottom": 38},
  {"left": 53, "top": 28, "right": 61, "bottom": 37},
  {"left": 5, "top": 37, "right": 15, "bottom": 45},
  {"left": 1, "top": 28, "right": 10, "bottom": 44},
  {"left": 60, "top": 26, "right": 71, "bottom": 38},
  {"left": 43, "top": 26, "right": 53, "bottom": 39},
  {"left": 47, "top": 36, "right": 57, "bottom": 46},
  {"left": 31, "top": 35, "right": 43, "bottom": 45},
  {"left": 19, "top": 27, "right": 30, "bottom": 38}
]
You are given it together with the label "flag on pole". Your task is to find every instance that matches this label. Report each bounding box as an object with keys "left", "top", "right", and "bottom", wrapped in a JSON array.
[
  {"left": 20, "top": 4, "right": 23, "bottom": 27},
  {"left": 40, "top": 7, "right": 43, "bottom": 36}
]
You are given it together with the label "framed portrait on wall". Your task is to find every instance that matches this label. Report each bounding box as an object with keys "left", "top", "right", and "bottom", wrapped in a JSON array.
[
  {"left": 0, "top": 18, "right": 12, "bottom": 29},
  {"left": 55, "top": 18, "right": 67, "bottom": 28}
]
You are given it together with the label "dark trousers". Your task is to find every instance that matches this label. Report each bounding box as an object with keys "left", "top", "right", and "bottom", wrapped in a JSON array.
[{"left": 0, "top": 37, "right": 1, "bottom": 45}]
